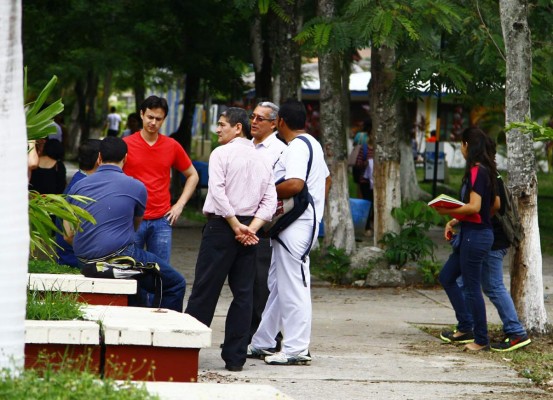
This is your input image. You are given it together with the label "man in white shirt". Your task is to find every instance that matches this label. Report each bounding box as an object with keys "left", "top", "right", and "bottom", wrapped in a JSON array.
[
  {"left": 249, "top": 101, "right": 287, "bottom": 342},
  {"left": 105, "top": 106, "right": 122, "bottom": 137},
  {"left": 249, "top": 100, "right": 331, "bottom": 366}
]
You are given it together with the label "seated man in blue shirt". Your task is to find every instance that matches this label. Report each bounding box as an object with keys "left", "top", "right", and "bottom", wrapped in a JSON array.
[
  {"left": 56, "top": 139, "right": 101, "bottom": 268},
  {"left": 63, "top": 137, "right": 186, "bottom": 312}
]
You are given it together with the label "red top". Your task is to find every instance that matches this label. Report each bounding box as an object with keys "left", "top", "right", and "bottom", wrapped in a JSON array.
[{"left": 123, "top": 132, "right": 192, "bottom": 219}]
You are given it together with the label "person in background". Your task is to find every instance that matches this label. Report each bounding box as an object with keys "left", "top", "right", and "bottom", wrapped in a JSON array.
[
  {"left": 29, "top": 138, "right": 66, "bottom": 195},
  {"left": 249, "top": 101, "right": 287, "bottom": 343},
  {"left": 55, "top": 139, "right": 101, "bottom": 267},
  {"left": 435, "top": 127, "right": 497, "bottom": 351},
  {"left": 122, "top": 112, "right": 142, "bottom": 138},
  {"left": 105, "top": 106, "right": 122, "bottom": 137},
  {"left": 185, "top": 107, "right": 277, "bottom": 372},
  {"left": 123, "top": 95, "right": 199, "bottom": 263}
]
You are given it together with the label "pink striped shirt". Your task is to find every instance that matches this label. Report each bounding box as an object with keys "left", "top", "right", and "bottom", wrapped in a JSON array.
[{"left": 202, "top": 137, "right": 277, "bottom": 222}]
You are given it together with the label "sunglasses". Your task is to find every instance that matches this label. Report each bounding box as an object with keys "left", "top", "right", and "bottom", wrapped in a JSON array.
[{"left": 249, "top": 113, "right": 275, "bottom": 123}]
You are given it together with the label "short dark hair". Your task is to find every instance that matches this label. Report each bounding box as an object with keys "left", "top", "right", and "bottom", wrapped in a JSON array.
[
  {"left": 100, "top": 137, "right": 127, "bottom": 163},
  {"left": 110, "top": 106, "right": 116, "bottom": 113},
  {"left": 221, "top": 107, "right": 251, "bottom": 139},
  {"left": 43, "top": 138, "right": 64, "bottom": 160},
  {"left": 78, "top": 139, "right": 101, "bottom": 170},
  {"left": 140, "top": 95, "right": 169, "bottom": 118},
  {"left": 278, "top": 99, "right": 306, "bottom": 130}
]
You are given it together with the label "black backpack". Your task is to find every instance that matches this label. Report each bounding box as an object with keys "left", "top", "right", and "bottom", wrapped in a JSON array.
[{"left": 496, "top": 175, "right": 524, "bottom": 248}]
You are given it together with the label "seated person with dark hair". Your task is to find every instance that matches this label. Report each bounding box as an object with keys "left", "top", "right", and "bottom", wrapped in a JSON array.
[
  {"left": 55, "top": 139, "right": 101, "bottom": 268},
  {"left": 63, "top": 137, "right": 186, "bottom": 312}
]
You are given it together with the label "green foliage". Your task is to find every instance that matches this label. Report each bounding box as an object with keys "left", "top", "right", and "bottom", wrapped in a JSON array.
[
  {"left": 506, "top": 117, "right": 553, "bottom": 142},
  {"left": 379, "top": 201, "right": 443, "bottom": 267},
  {"left": 0, "top": 363, "right": 158, "bottom": 399},
  {"left": 28, "top": 260, "right": 80, "bottom": 275},
  {"left": 310, "top": 246, "right": 351, "bottom": 285},
  {"left": 28, "top": 192, "right": 95, "bottom": 260},
  {"left": 24, "top": 71, "right": 64, "bottom": 140},
  {"left": 26, "top": 289, "right": 84, "bottom": 321},
  {"left": 418, "top": 259, "right": 442, "bottom": 285}
]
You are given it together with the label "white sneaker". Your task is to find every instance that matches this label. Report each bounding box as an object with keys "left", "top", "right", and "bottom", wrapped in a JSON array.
[
  {"left": 264, "top": 350, "right": 311, "bottom": 365},
  {"left": 246, "top": 344, "right": 275, "bottom": 359}
]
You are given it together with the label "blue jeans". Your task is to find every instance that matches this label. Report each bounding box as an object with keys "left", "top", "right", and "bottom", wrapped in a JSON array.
[
  {"left": 134, "top": 217, "right": 172, "bottom": 263},
  {"left": 121, "top": 243, "right": 186, "bottom": 312},
  {"left": 481, "top": 249, "right": 526, "bottom": 337},
  {"left": 439, "top": 228, "right": 493, "bottom": 345}
]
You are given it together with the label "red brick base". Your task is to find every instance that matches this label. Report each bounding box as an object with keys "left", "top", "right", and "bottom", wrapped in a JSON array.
[{"left": 25, "top": 343, "right": 101, "bottom": 373}]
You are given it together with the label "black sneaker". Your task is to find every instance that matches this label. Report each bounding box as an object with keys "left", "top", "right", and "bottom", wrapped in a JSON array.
[
  {"left": 490, "top": 335, "right": 531, "bottom": 352},
  {"left": 440, "top": 329, "right": 475, "bottom": 344}
]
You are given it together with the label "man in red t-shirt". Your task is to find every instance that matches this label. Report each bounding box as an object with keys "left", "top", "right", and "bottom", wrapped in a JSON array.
[{"left": 123, "top": 95, "right": 199, "bottom": 262}]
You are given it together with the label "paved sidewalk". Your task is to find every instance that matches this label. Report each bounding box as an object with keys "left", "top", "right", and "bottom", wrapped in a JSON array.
[{"left": 171, "top": 223, "right": 552, "bottom": 400}]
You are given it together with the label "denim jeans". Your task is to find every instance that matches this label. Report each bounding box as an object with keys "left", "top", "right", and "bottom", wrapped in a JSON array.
[
  {"left": 134, "top": 217, "right": 172, "bottom": 263},
  {"left": 439, "top": 228, "right": 493, "bottom": 345},
  {"left": 481, "top": 249, "right": 526, "bottom": 337},
  {"left": 120, "top": 243, "right": 186, "bottom": 312}
]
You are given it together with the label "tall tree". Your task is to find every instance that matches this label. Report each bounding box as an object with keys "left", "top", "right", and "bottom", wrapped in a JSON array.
[
  {"left": 274, "top": 0, "right": 304, "bottom": 103},
  {"left": 370, "top": 45, "right": 401, "bottom": 240},
  {"left": 499, "top": 0, "right": 547, "bottom": 332},
  {"left": 0, "top": 0, "right": 27, "bottom": 373},
  {"left": 318, "top": 0, "right": 355, "bottom": 254}
]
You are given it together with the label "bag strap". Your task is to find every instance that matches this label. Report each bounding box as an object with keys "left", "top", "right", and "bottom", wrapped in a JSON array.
[{"left": 274, "top": 135, "right": 316, "bottom": 288}]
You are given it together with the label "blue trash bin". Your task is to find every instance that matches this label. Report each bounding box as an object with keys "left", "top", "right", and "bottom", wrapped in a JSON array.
[{"left": 349, "top": 198, "right": 371, "bottom": 236}]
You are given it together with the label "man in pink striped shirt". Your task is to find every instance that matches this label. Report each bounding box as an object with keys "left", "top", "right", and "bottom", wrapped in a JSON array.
[{"left": 185, "top": 107, "right": 277, "bottom": 372}]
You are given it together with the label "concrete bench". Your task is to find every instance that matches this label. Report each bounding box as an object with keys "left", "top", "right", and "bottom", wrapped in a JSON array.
[
  {"left": 85, "top": 305, "right": 211, "bottom": 382},
  {"left": 28, "top": 273, "right": 137, "bottom": 306},
  {"left": 25, "top": 305, "right": 211, "bottom": 383},
  {"left": 25, "top": 320, "right": 101, "bottom": 371}
]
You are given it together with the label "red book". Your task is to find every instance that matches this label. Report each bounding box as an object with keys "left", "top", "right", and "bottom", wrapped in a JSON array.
[{"left": 428, "top": 194, "right": 482, "bottom": 223}]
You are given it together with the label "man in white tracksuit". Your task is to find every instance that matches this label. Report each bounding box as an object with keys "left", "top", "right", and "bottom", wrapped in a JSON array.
[{"left": 248, "top": 99, "right": 331, "bottom": 365}]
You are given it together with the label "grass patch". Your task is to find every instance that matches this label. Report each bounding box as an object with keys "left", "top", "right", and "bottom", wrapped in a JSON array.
[
  {"left": 28, "top": 259, "right": 80, "bottom": 275},
  {"left": 417, "top": 324, "right": 553, "bottom": 387},
  {"left": 0, "top": 362, "right": 158, "bottom": 399},
  {"left": 181, "top": 207, "right": 207, "bottom": 223},
  {"left": 26, "top": 289, "right": 84, "bottom": 321},
  {"left": 416, "top": 166, "right": 553, "bottom": 256}
]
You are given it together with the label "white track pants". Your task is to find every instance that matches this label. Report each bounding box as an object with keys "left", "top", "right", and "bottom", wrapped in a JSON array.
[{"left": 251, "top": 218, "right": 315, "bottom": 355}]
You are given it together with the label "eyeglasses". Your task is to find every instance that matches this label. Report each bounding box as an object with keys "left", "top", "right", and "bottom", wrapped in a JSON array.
[{"left": 249, "top": 113, "right": 275, "bottom": 123}]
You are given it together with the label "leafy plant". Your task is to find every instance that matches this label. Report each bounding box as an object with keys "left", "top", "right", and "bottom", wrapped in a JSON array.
[
  {"left": 28, "top": 260, "right": 80, "bottom": 275},
  {"left": 418, "top": 259, "right": 442, "bottom": 285},
  {"left": 311, "top": 246, "right": 351, "bottom": 285},
  {"left": 26, "top": 289, "right": 84, "bottom": 321},
  {"left": 506, "top": 117, "right": 553, "bottom": 142},
  {"left": 379, "top": 201, "right": 444, "bottom": 267},
  {"left": 25, "top": 72, "right": 96, "bottom": 259}
]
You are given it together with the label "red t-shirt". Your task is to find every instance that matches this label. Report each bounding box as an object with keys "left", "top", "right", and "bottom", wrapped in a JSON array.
[{"left": 123, "top": 132, "right": 192, "bottom": 219}]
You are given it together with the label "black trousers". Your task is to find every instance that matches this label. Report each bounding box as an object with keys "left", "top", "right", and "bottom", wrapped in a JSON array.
[
  {"left": 185, "top": 216, "right": 256, "bottom": 367},
  {"left": 251, "top": 237, "right": 272, "bottom": 338}
]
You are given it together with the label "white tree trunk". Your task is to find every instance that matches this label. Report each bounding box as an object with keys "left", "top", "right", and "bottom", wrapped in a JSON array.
[
  {"left": 371, "top": 45, "right": 401, "bottom": 244},
  {"left": 0, "top": 0, "right": 28, "bottom": 373},
  {"left": 318, "top": 0, "right": 355, "bottom": 254},
  {"left": 500, "top": 0, "right": 548, "bottom": 332}
]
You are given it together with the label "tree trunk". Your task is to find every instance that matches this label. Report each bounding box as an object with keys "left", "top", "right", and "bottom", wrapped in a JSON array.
[
  {"left": 0, "top": 0, "right": 28, "bottom": 373},
  {"left": 500, "top": 0, "right": 548, "bottom": 332},
  {"left": 133, "top": 67, "right": 145, "bottom": 113},
  {"left": 251, "top": 13, "right": 273, "bottom": 100},
  {"left": 318, "top": 0, "right": 355, "bottom": 255},
  {"left": 370, "top": 45, "right": 401, "bottom": 244},
  {"left": 275, "top": 0, "right": 303, "bottom": 103},
  {"left": 398, "top": 99, "right": 429, "bottom": 201}
]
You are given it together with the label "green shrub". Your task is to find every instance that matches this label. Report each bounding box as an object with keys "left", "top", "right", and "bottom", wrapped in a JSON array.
[
  {"left": 418, "top": 259, "right": 443, "bottom": 285},
  {"left": 311, "top": 246, "right": 351, "bottom": 284},
  {"left": 26, "top": 289, "right": 84, "bottom": 321},
  {"left": 379, "top": 201, "right": 444, "bottom": 267},
  {"left": 28, "top": 259, "right": 80, "bottom": 275}
]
